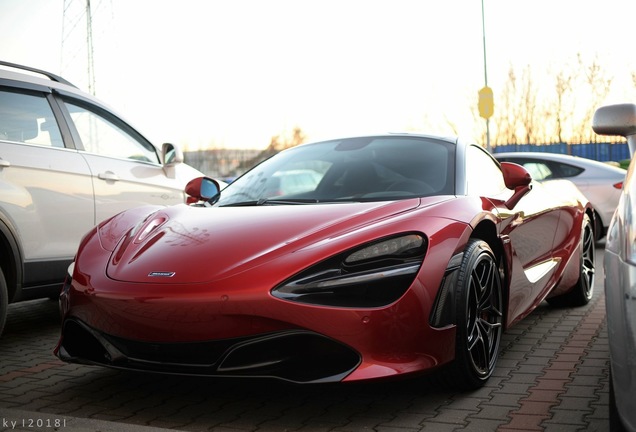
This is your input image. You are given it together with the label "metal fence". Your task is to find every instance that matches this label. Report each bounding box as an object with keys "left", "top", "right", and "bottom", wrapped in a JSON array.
[{"left": 492, "top": 142, "right": 630, "bottom": 162}]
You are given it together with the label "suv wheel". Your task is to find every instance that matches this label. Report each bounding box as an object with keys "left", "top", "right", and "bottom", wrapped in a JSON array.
[{"left": 0, "top": 267, "right": 8, "bottom": 336}]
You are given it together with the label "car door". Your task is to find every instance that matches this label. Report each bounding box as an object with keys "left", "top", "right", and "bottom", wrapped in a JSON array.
[
  {"left": 465, "top": 146, "right": 561, "bottom": 323},
  {"left": 0, "top": 88, "right": 94, "bottom": 280},
  {"left": 58, "top": 98, "right": 188, "bottom": 224},
  {"left": 0, "top": 86, "right": 95, "bottom": 298}
]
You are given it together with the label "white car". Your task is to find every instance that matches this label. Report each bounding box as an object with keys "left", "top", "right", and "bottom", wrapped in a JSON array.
[
  {"left": 494, "top": 152, "right": 626, "bottom": 241},
  {"left": 592, "top": 103, "right": 636, "bottom": 432},
  {"left": 0, "top": 61, "right": 204, "bottom": 335},
  {"left": 264, "top": 169, "right": 322, "bottom": 196}
]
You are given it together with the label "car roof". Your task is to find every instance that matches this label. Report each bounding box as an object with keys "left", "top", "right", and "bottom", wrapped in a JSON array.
[
  {"left": 300, "top": 132, "right": 461, "bottom": 146},
  {"left": 0, "top": 61, "right": 154, "bottom": 147},
  {"left": 0, "top": 61, "right": 76, "bottom": 87},
  {"left": 494, "top": 151, "right": 626, "bottom": 172},
  {"left": 0, "top": 62, "right": 80, "bottom": 94},
  {"left": 0, "top": 61, "right": 118, "bottom": 113}
]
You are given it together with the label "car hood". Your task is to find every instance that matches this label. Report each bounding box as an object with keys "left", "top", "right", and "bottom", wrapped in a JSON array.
[{"left": 105, "top": 197, "right": 448, "bottom": 284}]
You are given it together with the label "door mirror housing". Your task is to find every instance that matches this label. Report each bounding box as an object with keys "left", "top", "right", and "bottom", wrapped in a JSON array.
[
  {"left": 593, "top": 103, "right": 636, "bottom": 156},
  {"left": 500, "top": 161, "right": 532, "bottom": 189},
  {"left": 162, "top": 142, "right": 184, "bottom": 166},
  {"left": 185, "top": 177, "right": 220, "bottom": 205},
  {"left": 500, "top": 162, "right": 533, "bottom": 210}
]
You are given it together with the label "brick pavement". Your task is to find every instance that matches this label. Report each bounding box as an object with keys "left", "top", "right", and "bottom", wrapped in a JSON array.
[{"left": 0, "top": 249, "right": 609, "bottom": 431}]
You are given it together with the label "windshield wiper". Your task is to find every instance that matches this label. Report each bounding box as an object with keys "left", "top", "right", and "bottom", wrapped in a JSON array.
[
  {"left": 221, "top": 198, "right": 320, "bottom": 207},
  {"left": 258, "top": 198, "right": 320, "bottom": 205}
]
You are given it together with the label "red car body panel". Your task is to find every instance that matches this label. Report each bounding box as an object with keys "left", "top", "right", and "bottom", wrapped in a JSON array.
[
  {"left": 65, "top": 198, "right": 468, "bottom": 378},
  {"left": 55, "top": 135, "right": 592, "bottom": 385},
  {"left": 60, "top": 190, "right": 585, "bottom": 379},
  {"left": 105, "top": 199, "right": 428, "bottom": 283}
]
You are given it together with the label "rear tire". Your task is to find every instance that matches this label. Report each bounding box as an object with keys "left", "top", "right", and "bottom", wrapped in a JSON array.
[
  {"left": 593, "top": 210, "right": 604, "bottom": 243},
  {"left": 547, "top": 213, "right": 595, "bottom": 307},
  {"left": 442, "top": 239, "right": 503, "bottom": 390}
]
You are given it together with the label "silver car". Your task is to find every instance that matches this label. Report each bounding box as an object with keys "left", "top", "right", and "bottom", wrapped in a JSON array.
[
  {"left": 593, "top": 103, "right": 636, "bottom": 432},
  {"left": 494, "top": 152, "right": 626, "bottom": 241},
  {"left": 0, "top": 62, "right": 204, "bottom": 335}
]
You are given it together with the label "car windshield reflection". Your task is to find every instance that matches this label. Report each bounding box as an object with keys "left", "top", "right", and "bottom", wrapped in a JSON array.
[{"left": 216, "top": 136, "right": 455, "bottom": 206}]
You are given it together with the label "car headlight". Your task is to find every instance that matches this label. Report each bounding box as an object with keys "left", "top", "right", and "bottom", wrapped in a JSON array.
[{"left": 272, "top": 233, "right": 427, "bottom": 308}]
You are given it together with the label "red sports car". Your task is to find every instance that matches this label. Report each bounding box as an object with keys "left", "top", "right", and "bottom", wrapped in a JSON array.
[{"left": 55, "top": 134, "right": 595, "bottom": 389}]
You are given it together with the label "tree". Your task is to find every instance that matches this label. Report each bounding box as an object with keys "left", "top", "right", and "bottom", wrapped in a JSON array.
[
  {"left": 238, "top": 126, "right": 307, "bottom": 171},
  {"left": 488, "top": 53, "right": 617, "bottom": 147},
  {"left": 573, "top": 54, "right": 613, "bottom": 143},
  {"left": 552, "top": 68, "right": 575, "bottom": 143},
  {"left": 493, "top": 65, "right": 524, "bottom": 145},
  {"left": 518, "top": 65, "right": 541, "bottom": 144}
]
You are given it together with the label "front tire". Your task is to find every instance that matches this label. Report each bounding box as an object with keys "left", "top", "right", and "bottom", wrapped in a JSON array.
[{"left": 443, "top": 239, "right": 503, "bottom": 390}]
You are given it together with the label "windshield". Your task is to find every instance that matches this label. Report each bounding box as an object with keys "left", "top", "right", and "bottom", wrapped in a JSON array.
[{"left": 216, "top": 135, "right": 455, "bottom": 206}]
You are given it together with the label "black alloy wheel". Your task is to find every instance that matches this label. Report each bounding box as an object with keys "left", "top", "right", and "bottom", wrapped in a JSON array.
[
  {"left": 443, "top": 239, "right": 503, "bottom": 390},
  {"left": 578, "top": 214, "right": 596, "bottom": 302}
]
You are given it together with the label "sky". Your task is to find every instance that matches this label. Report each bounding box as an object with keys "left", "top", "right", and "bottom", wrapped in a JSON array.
[{"left": 1, "top": 0, "right": 636, "bottom": 150}]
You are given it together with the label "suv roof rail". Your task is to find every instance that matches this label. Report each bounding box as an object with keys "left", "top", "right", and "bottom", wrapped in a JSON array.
[{"left": 0, "top": 60, "right": 77, "bottom": 88}]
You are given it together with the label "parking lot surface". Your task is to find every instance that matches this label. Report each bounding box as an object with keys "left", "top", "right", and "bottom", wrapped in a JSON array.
[{"left": 0, "top": 248, "right": 609, "bottom": 432}]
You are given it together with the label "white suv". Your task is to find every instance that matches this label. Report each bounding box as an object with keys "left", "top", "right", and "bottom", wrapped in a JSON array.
[{"left": 0, "top": 61, "right": 204, "bottom": 335}]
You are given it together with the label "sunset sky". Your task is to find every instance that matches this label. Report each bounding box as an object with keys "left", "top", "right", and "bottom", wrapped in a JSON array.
[{"left": 1, "top": 0, "right": 635, "bottom": 150}]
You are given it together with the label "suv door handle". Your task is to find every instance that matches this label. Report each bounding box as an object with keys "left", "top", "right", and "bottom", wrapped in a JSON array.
[
  {"left": 98, "top": 171, "right": 120, "bottom": 181},
  {"left": 0, "top": 159, "right": 10, "bottom": 168}
]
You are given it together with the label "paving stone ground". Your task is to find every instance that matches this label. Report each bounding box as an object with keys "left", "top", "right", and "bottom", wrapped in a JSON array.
[{"left": 0, "top": 247, "right": 609, "bottom": 431}]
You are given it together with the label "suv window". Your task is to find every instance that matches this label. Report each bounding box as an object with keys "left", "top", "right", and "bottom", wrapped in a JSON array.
[
  {"left": 65, "top": 101, "right": 160, "bottom": 164},
  {"left": 0, "top": 90, "right": 64, "bottom": 147}
]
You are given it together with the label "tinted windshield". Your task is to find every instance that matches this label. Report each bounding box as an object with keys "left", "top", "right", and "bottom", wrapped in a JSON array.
[{"left": 216, "top": 136, "right": 455, "bottom": 206}]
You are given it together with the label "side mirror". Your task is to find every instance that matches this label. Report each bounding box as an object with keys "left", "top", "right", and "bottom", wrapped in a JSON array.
[
  {"left": 185, "top": 177, "right": 220, "bottom": 205},
  {"left": 500, "top": 161, "right": 532, "bottom": 189},
  {"left": 500, "top": 162, "right": 532, "bottom": 210},
  {"left": 162, "top": 142, "right": 184, "bottom": 166},
  {"left": 592, "top": 103, "right": 636, "bottom": 156}
]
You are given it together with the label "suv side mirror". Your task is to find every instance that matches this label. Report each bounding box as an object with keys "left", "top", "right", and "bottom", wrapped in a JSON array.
[
  {"left": 162, "top": 142, "right": 184, "bottom": 166},
  {"left": 592, "top": 103, "right": 636, "bottom": 156}
]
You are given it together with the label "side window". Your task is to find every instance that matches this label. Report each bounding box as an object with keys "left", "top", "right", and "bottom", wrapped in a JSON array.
[
  {"left": 64, "top": 101, "right": 159, "bottom": 164},
  {"left": 553, "top": 162, "right": 583, "bottom": 178},
  {"left": 520, "top": 161, "right": 552, "bottom": 180},
  {"left": 466, "top": 145, "right": 507, "bottom": 197},
  {"left": 0, "top": 90, "right": 64, "bottom": 147}
]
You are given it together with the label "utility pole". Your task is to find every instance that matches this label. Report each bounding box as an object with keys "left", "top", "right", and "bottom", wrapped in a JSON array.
[
  {"left": 61, "top": 0, "right": 96, "bottom": 95},
  {"left": 86, "top": 0, "right": 95, "bottom": 95},
  {"left": 478, "top": 0, "right": 493, "bottom": 152}
]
